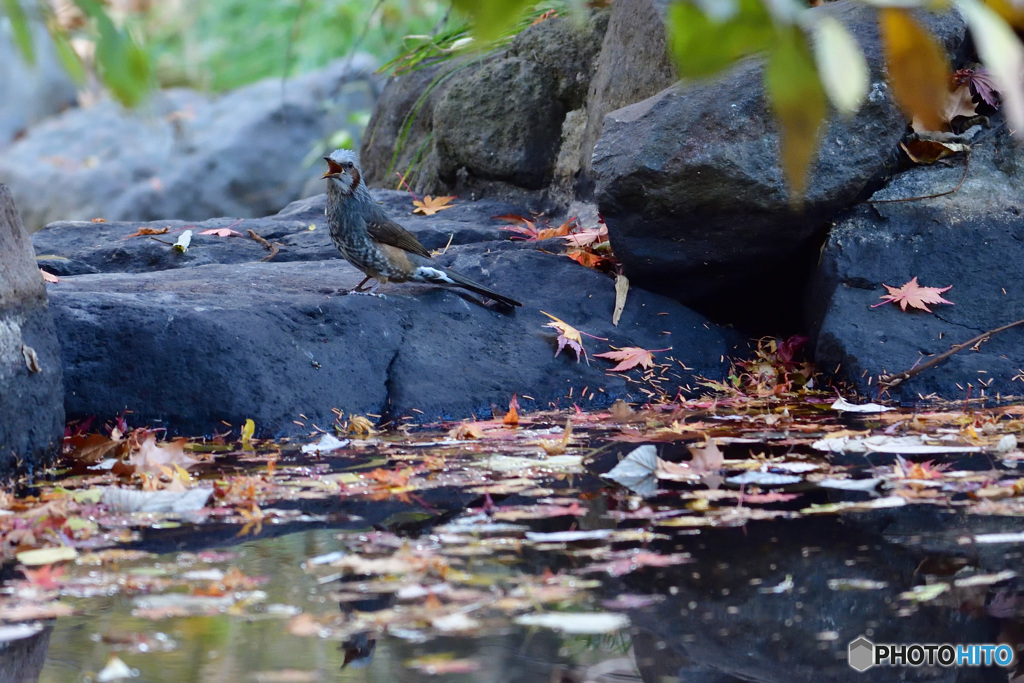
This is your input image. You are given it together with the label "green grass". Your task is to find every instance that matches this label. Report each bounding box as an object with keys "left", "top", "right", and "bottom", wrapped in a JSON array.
[{"left": 136, "top": 0, "right": 449, "bottom": 91}]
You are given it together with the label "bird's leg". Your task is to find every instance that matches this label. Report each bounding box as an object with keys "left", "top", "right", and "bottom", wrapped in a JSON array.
[{"left": 342, "top": 276, "right": 386, "bottom": 298}]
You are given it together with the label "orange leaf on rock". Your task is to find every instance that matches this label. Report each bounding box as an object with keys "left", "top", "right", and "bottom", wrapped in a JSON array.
[
  {"left": 413, "top": 195, "right": 456, "bottom": 216},
  {"left": 123, "top": 226, "right": 170, "bottom": 239},
  {"left": 497, "top": 215, "right": 574, "bottom": 241},
  {"left": 871, "top": 277, "right": 953, "bottom": 312},
  {"left": 39, "top": 269, "right": 59, "bottom": 283}
]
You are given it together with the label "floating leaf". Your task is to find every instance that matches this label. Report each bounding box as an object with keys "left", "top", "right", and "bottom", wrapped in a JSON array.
[
  {"left": 602, "top": 445, "right": 659, "bottom": 497},
  {"left": 879, "top": 7, "right": 950, "bottom": 132},
  {"left": 830, "top": 397, "right": 894, "bottom": 413},
  {"left": 16, "top": 545, "right": 78, "bottom": 566},
  {"left": 514, "top": 611, "right": 630, "bottom": 634},
  {"left": 241, "top": 418, "right": 255, "bottom": 448}
]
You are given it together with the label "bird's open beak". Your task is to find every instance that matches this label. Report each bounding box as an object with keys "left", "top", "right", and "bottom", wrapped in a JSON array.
[{"left": 322, "top": 157, "right": 345, "bottom": 179}]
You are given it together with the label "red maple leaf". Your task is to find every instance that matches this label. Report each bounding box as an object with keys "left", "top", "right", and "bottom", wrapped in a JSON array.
[{"left": 871, "top": 277, "right": 953, "bottom": 312}]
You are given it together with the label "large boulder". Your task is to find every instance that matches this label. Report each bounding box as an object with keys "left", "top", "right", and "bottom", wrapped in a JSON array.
[
  {"left": 0, "top": 18, "right": 78, "bottom": 147},
  {"left": 0, "top": 186, "right": 63, "bottom": 479},
  {"left": 592, "top": 2, "right": 966, "bottom": 328},
  {"left": 361, "top": 14, "right": 607, "bottom": 203},
  {"left": 812, "top": 122, "right": 1024, "bottom": 402},
  {"left": 36, "top": 191, "right": 742, "bottom": 435},
  {"left": 577, "top": 0, "right": 677, "bottom": 187},
  {"left": 0, "top": 56, "right": 377, "bottom": 233}
]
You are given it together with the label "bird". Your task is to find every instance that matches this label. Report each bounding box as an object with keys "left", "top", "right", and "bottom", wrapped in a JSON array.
[{"left": 322, "top": 149, "right": 521, "bottom": 308}]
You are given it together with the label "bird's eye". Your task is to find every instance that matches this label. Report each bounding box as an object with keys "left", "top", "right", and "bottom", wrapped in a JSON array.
[{"left": 347, "top": 162, "right": 354, "bottom": 169}]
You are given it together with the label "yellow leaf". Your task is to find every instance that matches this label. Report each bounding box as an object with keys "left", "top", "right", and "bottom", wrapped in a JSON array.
[
  {"left": 241, "top": 418, "right": 255, "bottom": 448},
  {"left": 17, "top": 545, "right": 78, "bottom": 566},
  {"left": 879, "top": 8, "right": 950, "bottom": 132},
  {"left": 765, "top": 27, "right": 826, "bottom": 197},
  {"left": 412, "top": 195, "right": 456, "bottom": 216}
]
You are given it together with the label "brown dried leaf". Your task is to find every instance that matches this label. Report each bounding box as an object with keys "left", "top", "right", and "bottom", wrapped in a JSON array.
[
  {"left": 122, "top": 226, "right": 169, "bottom": 239},
  {"left": 129, "top": 433, "right": 197, "bottom": 475}
]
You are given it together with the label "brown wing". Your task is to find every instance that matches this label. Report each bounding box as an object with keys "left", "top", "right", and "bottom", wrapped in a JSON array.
[{"left": 366, "top": 217, "right": 432, "bottom": 259}]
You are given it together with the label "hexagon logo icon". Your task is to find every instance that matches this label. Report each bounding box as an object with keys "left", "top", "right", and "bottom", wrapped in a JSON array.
[{"left": 848, "top": 636, "right": 875, "bottom": 672}]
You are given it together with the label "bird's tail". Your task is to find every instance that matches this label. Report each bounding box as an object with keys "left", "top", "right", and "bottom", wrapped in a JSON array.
[{"left": 444, "top": 269, "right": 522, "bottom": 308}]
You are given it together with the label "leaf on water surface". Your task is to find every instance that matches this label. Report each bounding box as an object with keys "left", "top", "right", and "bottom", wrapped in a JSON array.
[
  {"left": 727, "top": 471, "right": 802, "bottom": 486},
  {"left": 503, "top": 395, "right": 520, "bottom": 426},
  {"left": 871, "top": 277, "right": 953, "bottom": 312},
  {"left": 431, "top": 611, "right": 480, "bottom": 632},
  {"left": 602, "top": 445, "right": 659, "bottom": 497},
  {"left": 96, "top": 655, "right": 134, "bottom": 683},
  {"left": 688, "top": 440, "right": 724, "bottom": 474},
  {"left": 300, "top": 433, "right": 349, "bottom": 454},
  {"left": 831, "top": 397, "right": 894, "bottom": 413},
  {"left": 812, "top": 434, "right": 981, "bottom": 455},
  {"left": 953, "top": 569, "right": 1017, "bottom": 588},
  {"left": 827, "top": 578, "right": 889, "bottom": 591},
  {"left": 129, "top": 433, "right": 198, "bottom": 474},
  {"left": 0, "top": 622, "right": 45, "bottom": 644},
  {"left": 899, "top": 583, "right": 949, "bottom": 603},
  {"left": 514, "top": 611, "right": 630, "bottom": 634},
  {"left": 524, "top": 529, "right": 613, "bottom": 543},
  {"left": 20, "top": 563, "right": 66, "bottom": 589},
  {"left": 16, "top": 545, "right": 78, "bottom": 566},
  {"left": 100, "top": 486, "right": 213, "bottom": 513}
]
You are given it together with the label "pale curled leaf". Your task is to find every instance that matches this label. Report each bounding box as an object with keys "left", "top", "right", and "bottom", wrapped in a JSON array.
[
  {"left": 602, "top": 445, "right": 659, "bottom": 497},
  {"left": 514, "top": 612, "right": 629, "bottom": 634},
  {"left": 810, "top": 16, "right": 868, "bottom": 115},
  {"left": 173, "top": 229, "right": 192, "bottom": 253},
  {"left": 612, "top": 274, "right": 629, "bottom": 327},
  {"left": 830, "top": 397, "right": 894, "bottom": 413}
]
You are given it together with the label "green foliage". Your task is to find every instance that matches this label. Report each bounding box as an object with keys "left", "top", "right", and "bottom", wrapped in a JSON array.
[
  {"left": 141, "top": 0, "right": 448, "bottom": 91},
  {"left": 75, "top": 0, "right": 151, "bottom": 107},
  {"left": 2, "top": 0, "right": 34, "bottom": 64},
  {"left": 450, "top": 0, "right": 534, "bottom": 42},
  {"left": 667, "top": 0, "right": 774, "bottom": 78}
]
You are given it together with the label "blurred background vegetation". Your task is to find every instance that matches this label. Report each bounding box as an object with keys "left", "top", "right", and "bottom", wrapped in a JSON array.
[{"left": 137, "top": 0, "right": 448, "bottom": 90}]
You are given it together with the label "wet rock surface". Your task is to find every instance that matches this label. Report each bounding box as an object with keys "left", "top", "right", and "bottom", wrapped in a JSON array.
[
  {"left": 812, "top": 123, "right": 1024, "bottom": 402},
  {"left": 0, "top": 186, "right": 64, "bottom": 477},
  {"left": 591, "top": 2, "right": 966, "bottom": 325},
  {"left": 38, "top": 192, "right": 742, "bottom": 435}
]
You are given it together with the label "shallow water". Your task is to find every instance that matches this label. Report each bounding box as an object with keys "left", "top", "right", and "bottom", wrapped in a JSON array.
[{"left": 5, "top": 404, "right": 1024, "bottom": 681}]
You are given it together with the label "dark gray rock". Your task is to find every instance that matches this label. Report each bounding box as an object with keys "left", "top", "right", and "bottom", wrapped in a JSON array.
[
  {"left": 0, "top": 19, "right": 77, "bottom": 147},
  {"left": 361, "top": 14, "right": 607, "bottom": 203},
  {"left": 578, "top": 0, "right": 677, "bottom": 185},
  {"left": 46, "top": 239, "right": 742, "bottom": 436},
  {"left": 435, "top": 57, "right": 566, "bottom": 189},
  {"left": 812, "top": 123, "right": 1024, "bottom": 402},
  {"left": 32, "top": 190, "right": 522, "bottom": 276},
  {"left": 0, "top": 185, "right": 64, "bottom": 478},
  {"left": 0, "top": 56, "right": 377, "bottom": 233},
  {"left": 592, "top": 1, "right": 965, "bottom": 327}
]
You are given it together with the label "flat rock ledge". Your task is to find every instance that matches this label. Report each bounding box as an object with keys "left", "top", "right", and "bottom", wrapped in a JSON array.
[{"left": 35, "top": 191, "right": 743, "bottom": 436}]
